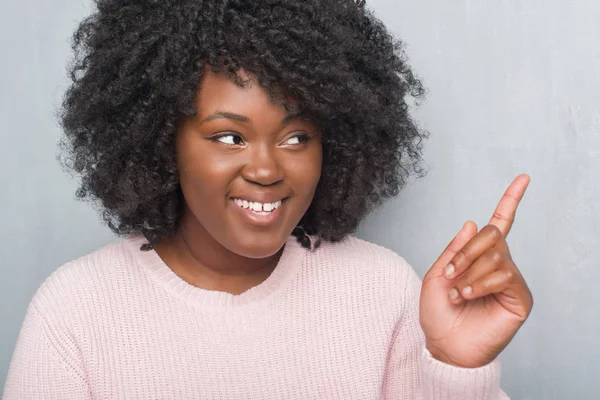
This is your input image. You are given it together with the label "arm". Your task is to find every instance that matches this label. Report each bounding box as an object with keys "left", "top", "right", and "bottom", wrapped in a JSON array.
[
  {"left": 381, "top": 265, "right": 509, "bottom": 400},
  {"left": 3, "top": 303, "right": 91, "bottom": 400}
]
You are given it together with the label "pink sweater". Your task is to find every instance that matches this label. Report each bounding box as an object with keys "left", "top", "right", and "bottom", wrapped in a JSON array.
[{"left": 4, "top": 234, "right": 507, "bottom": 399}]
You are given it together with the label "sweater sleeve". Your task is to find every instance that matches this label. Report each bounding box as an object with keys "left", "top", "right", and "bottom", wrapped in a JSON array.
[
  {"left": 381, "top": 263, "right": 510, "bottom": 400},
  {"left": 3, "top": 302, "right": 91, "bottom": 400}
]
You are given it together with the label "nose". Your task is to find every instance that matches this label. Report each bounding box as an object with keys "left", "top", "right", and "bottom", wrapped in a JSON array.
[{"left": 241, "top": 143, "right": 284, "bottom": 186}]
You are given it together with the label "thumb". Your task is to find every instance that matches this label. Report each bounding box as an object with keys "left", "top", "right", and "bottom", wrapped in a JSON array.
[{"left": 424, "top": 221, "right": 478, "bottom": 281}]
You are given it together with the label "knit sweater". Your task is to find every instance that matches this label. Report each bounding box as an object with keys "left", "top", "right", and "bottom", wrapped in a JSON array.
[{"left": 4, "top": 234, "right": 508, "bottom": 399}]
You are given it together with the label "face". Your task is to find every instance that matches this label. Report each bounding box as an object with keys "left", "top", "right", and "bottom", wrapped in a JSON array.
[{"left": 175, "top": 67, "right": 322, "bottom": 259}]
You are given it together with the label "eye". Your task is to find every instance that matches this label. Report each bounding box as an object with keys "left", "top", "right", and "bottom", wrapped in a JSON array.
[
  {"left": 284, "top": 133, "right": 310, "bottom": 145},
  {"left": 213, "top": 133, "right": 244, "bottom": 145}
]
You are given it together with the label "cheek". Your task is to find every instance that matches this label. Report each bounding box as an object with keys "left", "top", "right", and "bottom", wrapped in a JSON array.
[
  {"left": 179, "top": 158, "right": 235, "bottom": 196},
  {"left": 289, "top": 144, "right": 323, "bottom": 198},
  {"left": 176, "top": 138, "right": 237, "bottom": 203}
]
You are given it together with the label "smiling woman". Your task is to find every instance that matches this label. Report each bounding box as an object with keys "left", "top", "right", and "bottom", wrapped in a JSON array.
[
  {"left": 54, "top": 0, "right": 426, "bottom": 256},
  {"left": 152, "top": 67, "right": 323, "bottom": 291},
  {"left": 169, "top": 67, "right": 322, "bottom": 260},
  {"left": 4, "top": 0, "right": 531, "bottom": 399}
]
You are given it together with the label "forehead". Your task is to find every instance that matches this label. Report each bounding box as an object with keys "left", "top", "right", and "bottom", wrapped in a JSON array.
[{"left": 196, "top": 67, "right": 298, "bottom": 117}]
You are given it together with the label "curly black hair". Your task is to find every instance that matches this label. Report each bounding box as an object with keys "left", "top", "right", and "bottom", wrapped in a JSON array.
[{"left": 59, "top": 0, "right": 428, "bottom": 251}]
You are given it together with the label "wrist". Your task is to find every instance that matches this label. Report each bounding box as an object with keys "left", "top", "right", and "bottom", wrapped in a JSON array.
[
  {"left": 427, "top": 348, "right": 463, "bottom": 368},
  {"left": 425, "top": 343, "right": 483, "bottom": 369}
]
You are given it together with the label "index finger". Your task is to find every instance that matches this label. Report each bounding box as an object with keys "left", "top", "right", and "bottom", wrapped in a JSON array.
[{"left": 488, "top": 173, "right": 531, "bottom": 237}]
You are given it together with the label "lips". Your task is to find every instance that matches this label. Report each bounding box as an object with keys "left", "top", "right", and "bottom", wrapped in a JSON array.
[
  {"left": 232, "top": 198, "right": 283, "bottom": 213},
  {"left": 229, "top": 194, "right": 288, "bottom": 204},
  {"left": 230, "top": 197, "right": 287, "bottom": 227}
]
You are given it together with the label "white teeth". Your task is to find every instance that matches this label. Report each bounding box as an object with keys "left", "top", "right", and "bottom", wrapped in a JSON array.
[{"left": 233, "top": 198, "right": 283, "bottom": 213}]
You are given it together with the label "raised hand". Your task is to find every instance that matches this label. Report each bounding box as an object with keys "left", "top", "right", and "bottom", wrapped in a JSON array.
[{"left": 419, "top": 174, "right": 533, "bottom": 368}]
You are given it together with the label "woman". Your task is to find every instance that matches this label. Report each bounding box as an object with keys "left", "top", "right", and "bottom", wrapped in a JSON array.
[{"left": 4, "top": 0, "right": 532, "bottom": 398}]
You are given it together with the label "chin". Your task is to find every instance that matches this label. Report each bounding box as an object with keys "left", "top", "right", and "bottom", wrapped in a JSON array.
[{"left": 224, "top": 230, "right": 290, "bottom": 259}]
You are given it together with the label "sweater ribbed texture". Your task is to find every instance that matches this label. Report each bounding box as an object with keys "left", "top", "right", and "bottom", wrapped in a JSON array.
[{"left": 4, "top": 234, "right": 507, "bottom": 399}]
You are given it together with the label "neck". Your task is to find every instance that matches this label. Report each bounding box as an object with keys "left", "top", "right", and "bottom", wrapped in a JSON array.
[{"left": 154, "top": 211, "right": 284, "bottom": 295}]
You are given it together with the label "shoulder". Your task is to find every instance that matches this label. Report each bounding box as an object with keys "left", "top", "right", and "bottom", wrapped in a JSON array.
[
  {"left": 312, "top": 235, "right": 417, "bottom": 279},
  {"left": 306, "top": 235, "right": 422, "bottom": 309},
  {"left": 29, "top": 235, "right": 139, "bottom": 319}
]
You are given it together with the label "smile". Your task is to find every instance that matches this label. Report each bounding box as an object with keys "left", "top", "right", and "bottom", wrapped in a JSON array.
[
  {"left": 230, "top": 197, "right": 287, "bottom": 227},
  {"left": 232, "top": 198, "right": 283, "bottom": 213}
]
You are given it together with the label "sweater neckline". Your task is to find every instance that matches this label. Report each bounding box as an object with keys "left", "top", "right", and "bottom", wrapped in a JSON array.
[{"left": 124, "top": 234, "right": 307, "bottom": 310}]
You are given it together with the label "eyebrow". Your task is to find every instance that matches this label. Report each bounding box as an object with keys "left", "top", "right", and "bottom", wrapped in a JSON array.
[{"left": 199, "top": 111, "right": 300, "bottom": 126}]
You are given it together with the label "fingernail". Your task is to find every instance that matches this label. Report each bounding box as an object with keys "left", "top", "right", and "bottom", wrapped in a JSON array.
[
  {"left": 449, "top": 288, "right": 459, "bottom": 300},
  {"left": 445, "top": 264, "right": 455, "bottom": 278},
  {"left": 462, "top": 286, "right": 472, "bottom": 297}
]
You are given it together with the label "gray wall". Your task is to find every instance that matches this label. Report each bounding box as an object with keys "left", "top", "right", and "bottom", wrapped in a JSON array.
[{"left": 1, "top": 0, "right": 598, "bottom": 398}]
